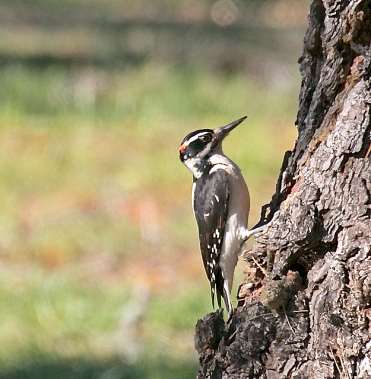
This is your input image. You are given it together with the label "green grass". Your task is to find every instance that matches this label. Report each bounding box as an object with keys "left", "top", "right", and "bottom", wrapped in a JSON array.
[{"left": 0, "top": 61, "right": 298, "bottom": 378}]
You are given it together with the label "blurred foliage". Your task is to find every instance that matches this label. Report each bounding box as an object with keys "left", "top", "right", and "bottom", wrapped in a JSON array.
[{"left": 0, "top": 0, "right": 309, "bottom": 378}]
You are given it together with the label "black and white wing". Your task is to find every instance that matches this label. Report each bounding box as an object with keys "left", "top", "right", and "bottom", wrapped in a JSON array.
[{"left": 193, "top": 169, "right": 229, "bottom": 309}]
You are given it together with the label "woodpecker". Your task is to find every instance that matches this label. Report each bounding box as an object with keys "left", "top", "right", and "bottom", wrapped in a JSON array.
[{"left": 179, "top": 116, "right": 252, "bottom": 314}]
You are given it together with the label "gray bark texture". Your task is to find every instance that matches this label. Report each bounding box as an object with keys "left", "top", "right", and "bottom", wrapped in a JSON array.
[{"left": 194, "top": 1, "right": 371, "bottom": 378}]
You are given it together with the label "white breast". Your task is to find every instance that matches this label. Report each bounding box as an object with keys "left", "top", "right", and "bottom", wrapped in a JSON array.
[{"left": 209, "top": 153, "right": 250, "bottom": 292}]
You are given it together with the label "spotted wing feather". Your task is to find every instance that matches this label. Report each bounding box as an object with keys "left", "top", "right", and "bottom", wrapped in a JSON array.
[{"left": 193, "top": 169, "right": 229, "bottom": 309}]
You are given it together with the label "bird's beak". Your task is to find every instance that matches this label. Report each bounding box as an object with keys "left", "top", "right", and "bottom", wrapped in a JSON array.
[{"left": 213, "top": 116, "right": 247, "bottom": 142}]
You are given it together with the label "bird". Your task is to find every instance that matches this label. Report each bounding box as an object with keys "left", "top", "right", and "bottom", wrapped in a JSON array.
[{"left": 179, "top": 116, "right": 252, "bottom": 314}]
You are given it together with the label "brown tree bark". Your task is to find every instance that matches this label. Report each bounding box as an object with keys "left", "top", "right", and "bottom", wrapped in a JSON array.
[{"left": 194, "top": 1, "right": 371, "bottom": 378}]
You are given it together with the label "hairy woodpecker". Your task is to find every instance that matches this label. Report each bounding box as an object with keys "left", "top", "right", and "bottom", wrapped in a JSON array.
[{"left": 179, "top": 116, "right": 252, "bottom": 313}]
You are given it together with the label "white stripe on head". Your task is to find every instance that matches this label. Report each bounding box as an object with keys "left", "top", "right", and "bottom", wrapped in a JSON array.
[{"left": 186, "top": 131, "right": 210, "bottom": 145}]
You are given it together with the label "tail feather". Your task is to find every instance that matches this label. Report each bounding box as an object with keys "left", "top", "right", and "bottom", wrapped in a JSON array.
[{"left": 212, "top": 268, "right": 232, "bottom": 313}]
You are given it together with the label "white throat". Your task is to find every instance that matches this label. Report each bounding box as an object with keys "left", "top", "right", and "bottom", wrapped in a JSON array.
[{"left": 184, "top": 157, "right": 205, "bottom": 179}]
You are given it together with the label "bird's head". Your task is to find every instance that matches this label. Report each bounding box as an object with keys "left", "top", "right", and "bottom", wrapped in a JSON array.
[{"left": 179, "top": 116, "right": 246, "bottom": 176}]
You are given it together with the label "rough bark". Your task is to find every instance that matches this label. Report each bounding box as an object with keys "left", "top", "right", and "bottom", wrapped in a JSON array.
[{"left": 194, "top": 1, "right": 371, "bottom": 378}]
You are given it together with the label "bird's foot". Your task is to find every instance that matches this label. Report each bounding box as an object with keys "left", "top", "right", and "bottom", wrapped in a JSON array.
[
  {"left": 241, "top": 212, "right": 280, "bottom": 241},
  {"left": 241, "top": 225, "right": 266, "bottom": 241}
]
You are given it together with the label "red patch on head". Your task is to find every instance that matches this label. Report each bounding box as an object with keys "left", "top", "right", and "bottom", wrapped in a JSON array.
[{"left": 179, "top": 144, "right": 186, "bottom": 153}]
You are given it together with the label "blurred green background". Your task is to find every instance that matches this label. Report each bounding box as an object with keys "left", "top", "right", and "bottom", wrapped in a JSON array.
[{"left": 0, "top": 0, "right": 308, "bottom": 378}]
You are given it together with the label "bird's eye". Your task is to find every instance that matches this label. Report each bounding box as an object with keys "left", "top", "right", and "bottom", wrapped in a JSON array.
[{"left": 200, "top": 135, "right": 212, "bottom": 144}]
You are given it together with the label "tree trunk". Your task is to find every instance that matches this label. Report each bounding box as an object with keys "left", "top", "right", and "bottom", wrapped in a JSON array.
[{"left": 194, "top": 0, "right": 371, "bottom": 378}]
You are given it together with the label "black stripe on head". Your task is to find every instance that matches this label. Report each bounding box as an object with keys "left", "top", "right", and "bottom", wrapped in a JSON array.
[{"left": 179, "top": 129, "right": 213, "bottom": 161}]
